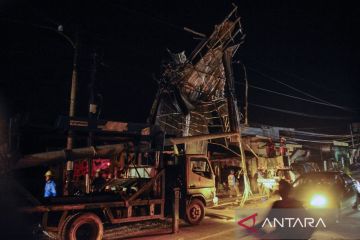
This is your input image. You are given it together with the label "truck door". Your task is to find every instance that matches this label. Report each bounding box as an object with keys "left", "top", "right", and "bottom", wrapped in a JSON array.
[{"left": 187, "top": 156, "right": 215, "bottom": 200}]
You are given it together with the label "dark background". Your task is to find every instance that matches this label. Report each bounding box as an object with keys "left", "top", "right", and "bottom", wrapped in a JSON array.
[{"left": 1, "top": 0, "right": 360, "bottom": 153}]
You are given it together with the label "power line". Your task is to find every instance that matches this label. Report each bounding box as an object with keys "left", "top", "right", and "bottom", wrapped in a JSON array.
[
  {"left": 296, "top": 126, "right": 345, "bottom": 130},
  {"left": 247, "top": 66, "right": 356, "bottom": 112},
  {"left": 285, "top": 137, "right": 343, "bottom": 144},
  {"left": 248, "top": 66, "right": 330, "bottom": 103},
  {"left": 292, "top": 130, "right": 357, "bottom": 138},
  {"left": 249, "top": 103, "right": 354, "bottom": 120},
  {"left": 236, "top": 82, "right": 355, "bottom": 112},
  {"left": 247, "top": 59, "right": 354, "bottom": 96}
]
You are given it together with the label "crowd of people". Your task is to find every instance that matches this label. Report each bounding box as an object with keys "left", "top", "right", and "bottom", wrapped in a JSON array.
[{"left": 219, "top": 166, "right": 279, "bottom": 198}]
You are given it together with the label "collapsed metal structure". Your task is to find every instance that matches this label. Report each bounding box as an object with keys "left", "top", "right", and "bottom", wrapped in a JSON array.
[
  {"left": 149, "top": 7, "right": 243, "bottom": 149},
  {"left": 148, "top": 5, "right": 253, "bottom": 204}
]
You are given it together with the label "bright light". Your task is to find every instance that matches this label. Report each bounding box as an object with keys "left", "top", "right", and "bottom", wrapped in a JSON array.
[
  {"left": 310, "top": 194, "right": 327, "bottom": 207},
  {"left": 213, "top": 196, "right": 219, "bottom": 205}
]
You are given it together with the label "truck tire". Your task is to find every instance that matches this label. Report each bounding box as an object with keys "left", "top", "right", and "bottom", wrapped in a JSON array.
[
  {"left": 58, "top": 213, "right": 80, "bottom": 240},
  {"left": 185, "top": 199, "right": 205, "bottom": 225},
  {"left": 60, "top": 213, "right": 103, "bottom": 240}
]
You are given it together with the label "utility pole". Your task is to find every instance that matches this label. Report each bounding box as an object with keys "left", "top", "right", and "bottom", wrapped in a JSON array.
[
  {"left": 66, "top": 33, "right": 78, "bottom": 149},
  {"left": 234, "top": 61, "right": 249, "bottom": 125},
  {"left": 242, "top": 63, "right": 249, "bottom": 126},
  {"left": 64, "top": 31, "right": 79, "bottom": 196},
  {"left": 85, "top": 50, "right": 98, "bottom": 193},
  {"left": 223, "top": 47, "right": 252, "bottom": 206}
]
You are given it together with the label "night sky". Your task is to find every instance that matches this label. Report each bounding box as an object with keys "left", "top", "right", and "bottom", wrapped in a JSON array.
[{"left": 2, "top": 0, "right": 360, "bottom": 137}]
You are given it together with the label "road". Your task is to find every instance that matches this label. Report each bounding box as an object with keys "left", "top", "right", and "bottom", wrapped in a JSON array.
[
  {"left": 129, "top": 196, "right": 360, "bottom": 240},
  {"left": 104, "top": 171, "right": 360, "bottom": 240},
  {"left": 102, "top": 196, "right": 273, "bottom": 240}
]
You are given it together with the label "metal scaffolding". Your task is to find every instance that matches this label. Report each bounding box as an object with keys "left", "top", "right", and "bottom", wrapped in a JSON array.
[{"left": 148, "top": 5, "right": 253, "bottom": 205}]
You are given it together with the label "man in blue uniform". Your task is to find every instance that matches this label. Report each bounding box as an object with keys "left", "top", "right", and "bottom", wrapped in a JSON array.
[{"left": 44, "top": 170, "right": 57, "bottom": 198}]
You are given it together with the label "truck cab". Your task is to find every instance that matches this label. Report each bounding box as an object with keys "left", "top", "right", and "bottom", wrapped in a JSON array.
[{"left": 164, "top": 153, "right": 216, "bottom": 225}]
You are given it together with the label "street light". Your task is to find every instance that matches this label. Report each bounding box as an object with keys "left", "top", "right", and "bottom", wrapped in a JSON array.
[
  {"left": 34, "top": 23, "right": 78, "bottom": 195},
  {"left": 30, "top": 23, "right": 78, "bottom": 145},
  {"left": 12, "top": 20, "right": 79, "bottom": 195}
]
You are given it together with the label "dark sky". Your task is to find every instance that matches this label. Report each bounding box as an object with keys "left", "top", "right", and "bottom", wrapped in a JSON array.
[{"left": 1, "top": 0, "right": 360, "bottom": 134}]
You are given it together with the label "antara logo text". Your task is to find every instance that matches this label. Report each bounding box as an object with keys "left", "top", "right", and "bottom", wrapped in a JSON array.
[
  {"left": 262, "top": 217, "right": 326, "bottom": 228},
  {"left": 237, "top": 213, "right": 326, "bottom": 233}
]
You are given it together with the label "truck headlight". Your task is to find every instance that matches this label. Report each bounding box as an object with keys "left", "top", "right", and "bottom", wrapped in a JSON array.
[{"left": 310, "top": 194, "right": 327, "bottom": 208}]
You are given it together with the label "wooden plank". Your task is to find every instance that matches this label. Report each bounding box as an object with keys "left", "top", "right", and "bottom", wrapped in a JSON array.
[
  {"left": 131, "top": 199, "right": 164, "bottom": 206},
  {"left": 19, "top": 205, "right": 50, "bottom": 213},
  {"left": 165, "top": 132, "right": 238, "bottom": 146},
  {"left": 20, "top": 198, "right": 164, "bottom": 213},
  {"left": 19, "top": 200, "right": 125, "bottom": 213},
  {"left": 127, "top": 170, "right": 165, "bottom": 204},
  {"left": 109, "top": 215, "right": 163, "bottom": 224}
]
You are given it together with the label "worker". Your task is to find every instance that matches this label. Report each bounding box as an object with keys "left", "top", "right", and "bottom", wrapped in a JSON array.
[
  {"left": 228, "top": 170, "right": 240, "bottom": 198},
  {"left": 92, "top": 169, "right": 106, "bottom": 192},
  {"left": 256, "top": 168, "right": 265, "bottom": 195},
  {"left": 44, "top": 170, "right": 57, "bottom": 198}
]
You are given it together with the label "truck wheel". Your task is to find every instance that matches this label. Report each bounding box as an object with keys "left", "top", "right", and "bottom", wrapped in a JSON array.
[
  {"left": 61, "top": 213, "right": 103, "bottom": 240},
  {"left": 185, "top": 199, "right": 205, "bottom": 225},
  {"left": 58, "top": 213, "right": 80, "bottom": 240}
]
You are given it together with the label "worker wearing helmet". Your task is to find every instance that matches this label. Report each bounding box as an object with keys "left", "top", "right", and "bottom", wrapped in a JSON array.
[{"left": 44, "top": 170, "right": 57, "bottom": 198}]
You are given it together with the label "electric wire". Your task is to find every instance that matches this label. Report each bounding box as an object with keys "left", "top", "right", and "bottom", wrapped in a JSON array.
[
  {"left": 249, "top": 103, "right": 354, "bottom": 120},
  {"left": 236, "top": 82, "right": 355, "bottom": 112},
  {"left": 248, "top": 66, "right": 332, "bottom": 104},
  {"left": 289, "top": 130, "right": 358, "bottom": 138},
  {"left": 247, "top": 66, "right": 356, "bottom": 112},
  {"left": 285, "top": 137, "right": 349, "bottom": 144},
  {"left": 247, "top": 59, "right": 359, "bottom": 102}
]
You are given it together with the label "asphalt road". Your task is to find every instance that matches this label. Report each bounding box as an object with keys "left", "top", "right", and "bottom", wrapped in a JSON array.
[
  {"left": 132, "top": 196, "right": 360, "bottom": 240},
  {"left": 106, "top": 170, "right": 360, "bottom": 240}
]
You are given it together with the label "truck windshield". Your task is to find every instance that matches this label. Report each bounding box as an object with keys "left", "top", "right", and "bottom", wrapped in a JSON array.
[{"left": 190, "top": 158, "right": 212, "bottom": 179}]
